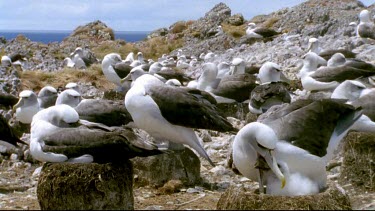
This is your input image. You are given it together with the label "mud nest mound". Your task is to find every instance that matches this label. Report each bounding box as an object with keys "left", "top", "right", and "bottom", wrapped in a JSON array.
[
  {"left": 340, "top": 132, "right": 375, "bottom": 191},
  {"left": 216, "top": 182, "right": 351, "bottom": 210},
  {"left": 37, "top": 161, "right": 134, "bottom": 210}
]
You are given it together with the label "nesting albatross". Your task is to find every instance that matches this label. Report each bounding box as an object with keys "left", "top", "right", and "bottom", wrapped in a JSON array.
[
  {"left": 233, "top": 98, "right": 362, "bottom": 195},
  {"left": 357, "top": 9, "right": 375, "bottom": 40},
  {"left": 123, "top": 71, "right": 237, "bottom": 166},
  {"left": 30, "top": 104, "right": 163, "bottom": 163}
]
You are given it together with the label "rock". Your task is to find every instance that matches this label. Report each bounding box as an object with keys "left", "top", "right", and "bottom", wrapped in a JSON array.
[
  {"left": 199, "top": 130, "right": 213, "bottom": 143},
  {"left": 131, "top": 147, "right": 201, "bottom": 188},
  {"left": 217, "top": 182, "right": 352, "bottom": 210},
  {"left": 216, "top": 102, "right": 250, "bottom": 121},
  {"left": 188, "top": 2, "right": 231, "bottom": 39},
  {"left": 226, "top": 14, "right": 245, "bottom": 26},
  {"left": 157, "top": 179, "right": 183, "bottom": 194},
  {"left": 37, "top": 161, "right": 134, "bottom": 210},
  {"left": 147, "top": 28, "right": 168, "bottom": 39}
]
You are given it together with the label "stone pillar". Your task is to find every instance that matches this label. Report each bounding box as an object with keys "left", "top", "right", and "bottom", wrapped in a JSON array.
[{"left": 37, "top": 161, "right": 134, "bottom": 210}]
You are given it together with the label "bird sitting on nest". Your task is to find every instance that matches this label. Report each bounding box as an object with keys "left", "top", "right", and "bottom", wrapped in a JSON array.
[
  {"left": 232, "top": 98, "right": 362, "bottom": 195},
  {"left": 245, "top": 22, "right": 280, "bottom": 39},
  {"left": 30, "top": 104, "right": 164, "bottom": 164}
]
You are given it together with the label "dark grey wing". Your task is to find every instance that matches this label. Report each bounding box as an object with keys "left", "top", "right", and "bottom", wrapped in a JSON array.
[
  {"left": 9, "top": 53, "right": 26, "bottom": 62},
  {"left": 345, "top": 59, "right": 375, "bottom": 71},
  {"left": 352, "top": 90, "right": 375, "bottom": 121},
  {"left": 261, "top": 99, "right": 357, "bottom": 157},
  {"left": 253, "top": 28, "right": 280, "bottom": 38},
  {"left": 156, "top": 68, "right": 192, "bottom": 83},
  {"left": 319, "top": 49, "right": 356, "bottom": 60},
  {"left": 212, "top": 73, "right": 257, "bottom": 102},
  {"left": 0, "top": 115, "right": 27, "bottom": 146},
  {"left": 0, "top": 92, "right": 19, "bottom": 108},
  {"left": 148, "top": 86, "right": 237, "bottom": 132},
  {"left": 245, "top": 64, "right": 260, "bottom": 74},
  {"left": 75, "top": 99, "right": 132, "bottom": 127},
  {"left": 42, "top": 127, "right": 163, "bottom": 163},
  {"left": 311, "top": 66, "right": 375, "bottom": 83},
  {"left": 82, "top": 48, "right": 98, "bottom": 67},
  {"left": 249, "top": 82, "right": 291, "bottom": 111},
  {"left": 113, "top": 62, "right": 132, "bottom": 78}
]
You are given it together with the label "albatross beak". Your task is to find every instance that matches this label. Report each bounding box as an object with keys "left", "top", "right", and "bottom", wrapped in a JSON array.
[
  {"left": 13, "top": 98, "right": 23, "bottom": 111},
  {"left": 264, "top": 150, "right": 286, "bottom": 189},
  {"left": 120, "top": 73, "right": 132, "bottom": 84}
]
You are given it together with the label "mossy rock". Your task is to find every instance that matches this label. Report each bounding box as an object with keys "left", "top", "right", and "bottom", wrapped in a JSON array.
[{"left": 37, "top": 161, "right": 134, "bottom": 210}]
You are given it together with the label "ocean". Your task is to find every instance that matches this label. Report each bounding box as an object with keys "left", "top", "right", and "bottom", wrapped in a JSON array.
[{"left": 0, "top": 30, "right": 150, "bottom": 44}]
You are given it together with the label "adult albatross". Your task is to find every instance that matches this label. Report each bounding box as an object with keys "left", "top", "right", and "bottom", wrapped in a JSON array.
[
  {"left": 233, "top": 99, "right": 362, "bottom": 194},
  {"left": 30, "top": 104, "right": 163, "bottom": 163},
  {"left": 123, "top": 72, "right": 237, "bottom": 166}
]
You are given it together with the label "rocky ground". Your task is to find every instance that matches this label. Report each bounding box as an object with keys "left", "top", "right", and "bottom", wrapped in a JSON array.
[
  {"left": 0, "top": 0, "right": 375, "bottom": 210},
  {"left": 0, "top": 128, "right": 373, "bottom": 210}
]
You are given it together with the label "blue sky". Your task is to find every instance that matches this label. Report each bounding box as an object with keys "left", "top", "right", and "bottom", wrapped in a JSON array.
[{"left": 0, "top": 0, "right": 373, "bottom": 32}]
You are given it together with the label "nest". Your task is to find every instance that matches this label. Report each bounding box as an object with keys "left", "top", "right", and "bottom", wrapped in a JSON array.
[
  {"left": 340, "top": 132, "right": 375, "bottom": 191},
  {"left": 216, "top": 182, "right": 351, "bottom": 210},
  {"left": 37, "top": 161, "right": 134, "bottom": 210}
]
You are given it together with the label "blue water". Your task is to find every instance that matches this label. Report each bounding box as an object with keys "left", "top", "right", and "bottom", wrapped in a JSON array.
[{"left": 0, "top": 30, "right": 150, "bottom": 44}]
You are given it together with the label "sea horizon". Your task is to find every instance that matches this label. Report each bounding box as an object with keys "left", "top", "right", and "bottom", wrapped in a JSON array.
[{"left": 0, "top": 30, "right": 151, "bottom": 44}]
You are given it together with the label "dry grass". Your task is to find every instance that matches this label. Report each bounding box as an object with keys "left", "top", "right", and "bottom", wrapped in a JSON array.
[
  {"left": 92, "top": 40, "right": 139, "bottom": 60},
  {"left": 263, "top": 17, "right": 280, "bottom": 28},
  {"left": 221, "top": 23, "right": 246, "bottom": 39},
  {"left": 340, "top": 132, "right": 375, "bottom": 192},
  {"left": 170, "top": 21, "right": 188, "bottom": 34},
  {"left": 19, "top": 64, "right": 115, "bottom": 92},
  {"left": 139, "top": 36, "right": 184, "bottom": 61}
]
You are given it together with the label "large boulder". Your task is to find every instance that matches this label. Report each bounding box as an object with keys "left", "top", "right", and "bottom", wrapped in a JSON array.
[{"left": 131, "top": 146, "right": 202, "bottom": 188}]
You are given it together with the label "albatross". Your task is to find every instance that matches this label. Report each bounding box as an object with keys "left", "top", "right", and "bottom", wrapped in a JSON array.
[
  {"left": 30, "top": 104, "right": 163, "bottom": 163},
  {"left": 123, "top": 71, "right": 237, "bottom": 166},
  {"left": 357, "top": 9, "right": 375, "bottom": 40},
  {"left": 37, "top": 85, "right": 58, "bottom": 109},
  {"left": 56, "top": 89, "right": 132, "bottom": 127},
  {"left": 245, "top": 23, "right": 280, "bottom": 39},
  {"left": 234, "top": 99, "right": 362, "bottom": 195},
  {"left": 13, "top": 90, "right": 41, "bottom": 124},
  {"left": 0, "top": 115, "right": 27, "bottom": 147},
  {"left": 331, "top": 80, "right": 375, "bottom": 133},
  {"left": 101, "top": 53, "right": 130, "bottom": 92}
]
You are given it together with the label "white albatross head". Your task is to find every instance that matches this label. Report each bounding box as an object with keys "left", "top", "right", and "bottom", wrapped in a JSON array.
[{"left": 232, "top": 122, "right": 286, "bottom": 192}]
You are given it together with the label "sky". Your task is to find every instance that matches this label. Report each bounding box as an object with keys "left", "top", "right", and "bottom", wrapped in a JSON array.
[{"left": 0, "top": 0, "right": 373, "bottom": 32}]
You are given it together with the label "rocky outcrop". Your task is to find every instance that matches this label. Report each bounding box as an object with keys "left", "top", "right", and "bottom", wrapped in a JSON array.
[
  {"left": 252, "top": 0, "right": 365, "bottom": 37},
  {"left": 190, "top": 2, "right": 231, "bottom": 39}
]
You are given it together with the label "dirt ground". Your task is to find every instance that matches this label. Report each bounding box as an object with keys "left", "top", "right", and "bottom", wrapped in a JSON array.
[{"left": 0, "top": 154, "right": 374, "bottom": 210}]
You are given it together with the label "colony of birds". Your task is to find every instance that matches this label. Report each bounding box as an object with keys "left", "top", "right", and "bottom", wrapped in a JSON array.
[{"left": 0, "top": 4, "right": 375, "bottom": 209}]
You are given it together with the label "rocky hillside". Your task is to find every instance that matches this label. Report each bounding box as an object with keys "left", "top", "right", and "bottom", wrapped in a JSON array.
[{"left": 1, "top": 0, "right": 374, "bottom": 74}]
